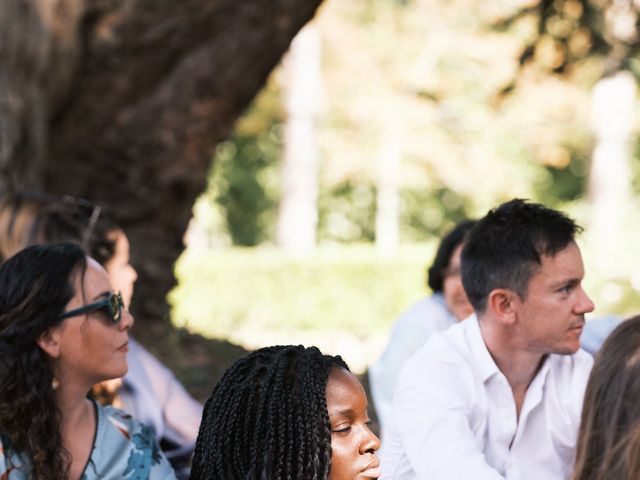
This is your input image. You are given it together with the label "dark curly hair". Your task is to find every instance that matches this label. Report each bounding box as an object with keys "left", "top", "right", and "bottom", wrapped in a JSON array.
[
  {"left": 0, "top": 191, "right": 119, "bottom": 265},
  {"left": 0, "top": 242, "right": 86, "bottom": 479},
  {"left": 191, "top": 345, "right": 349, "bottom": 480}
]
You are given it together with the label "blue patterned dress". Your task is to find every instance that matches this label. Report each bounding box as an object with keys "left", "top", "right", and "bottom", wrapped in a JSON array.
[{"left": 0, "top": 402, "right": 176, "bottom": 479}]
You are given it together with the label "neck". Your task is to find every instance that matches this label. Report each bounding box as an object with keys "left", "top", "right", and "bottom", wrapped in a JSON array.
[
  {"left": 478, "top": 316, "right": 545, "bottom": 390},
  {"left": 55, "top": 377, "right": 94, "bottom": 431}
]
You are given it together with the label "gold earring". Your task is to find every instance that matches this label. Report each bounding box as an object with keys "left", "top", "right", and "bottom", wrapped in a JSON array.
[{"left": 52, "top": 377, "right": 60, "bottom": 390}]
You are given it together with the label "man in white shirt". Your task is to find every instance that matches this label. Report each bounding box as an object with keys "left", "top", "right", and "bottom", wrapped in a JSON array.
[
  {"left": 381, "top": 199, "right": 595, "bottom": 480},
  {"left": 369, "top": 220, "right": 476, "bottom": 435}
]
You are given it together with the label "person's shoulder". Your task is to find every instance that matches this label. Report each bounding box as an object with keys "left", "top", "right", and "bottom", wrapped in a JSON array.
[
  {"left": 97, "top": 405, "right": 177, "bottom": 479},
  {"left": 0, "top": 434, "right": 30, "bottom": 478},
  {"left": 402, "top": 317, "right": 470, "bottom": 372},
  {"left": 547, "top": 349, "right": 594, "bottom": 388},
  {"left": 100, "top": 404, "right": 146, "bottom": 438},
  {"left": 395, "top": 294, "right": 455, "bottom": 329},
  {"left": 549, "top": 348, "right": 593, "bottom": 371}
]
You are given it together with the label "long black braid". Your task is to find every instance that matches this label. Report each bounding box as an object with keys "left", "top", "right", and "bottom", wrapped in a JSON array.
[{"left": 191, "top": 345, "right": 349, "bottom": 480}]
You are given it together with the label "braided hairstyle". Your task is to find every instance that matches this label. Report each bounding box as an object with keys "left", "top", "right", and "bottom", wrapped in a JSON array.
[
  {"left": 0, "top": 242, "right": 87, "bottom": 479},
  {"left": 192, "top": 345, "right": 349, "bottom": 480}
]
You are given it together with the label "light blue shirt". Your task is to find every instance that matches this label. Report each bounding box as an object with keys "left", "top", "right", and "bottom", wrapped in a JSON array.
[
  {"left": 0, "top": 402, "right": 176, "bottom": 479},
  {"left": 580, "top": 315, "right": 621, "bottom": 355}
]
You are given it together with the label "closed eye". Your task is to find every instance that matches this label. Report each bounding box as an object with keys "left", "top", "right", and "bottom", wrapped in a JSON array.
[{"left": 332, "top": 425, "right": 351, "bottom": 434}]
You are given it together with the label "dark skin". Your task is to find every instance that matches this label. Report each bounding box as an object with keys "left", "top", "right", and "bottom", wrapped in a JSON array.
[{"left": 326, "top": 368, "right": 381, "bottom": 480}]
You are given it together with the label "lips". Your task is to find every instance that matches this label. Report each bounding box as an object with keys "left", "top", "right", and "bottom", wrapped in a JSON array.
[
  {"left": 360, "top": 460, "right": 381, "bottom": 479},
  {"left": 117, "top": 341, "right": 129, "bottom": 352}
]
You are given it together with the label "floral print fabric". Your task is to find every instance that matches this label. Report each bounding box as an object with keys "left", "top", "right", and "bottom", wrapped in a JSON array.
[{"left": 0, "top": 402, "right": 176, "bottom": 479}]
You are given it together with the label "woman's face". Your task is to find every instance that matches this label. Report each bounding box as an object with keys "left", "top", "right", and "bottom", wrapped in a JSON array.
[
  {"left": 443, "top": 244, "right": 474, "bottom": 321},
  {"left": 326, "top": 368, "right": 380, "bottom": 480},
  {"left": 54, "top": 259, "right": 134, "bottom": 387},
  {"left": 103, "top": 230, "right": 137, "bottom": 308}
]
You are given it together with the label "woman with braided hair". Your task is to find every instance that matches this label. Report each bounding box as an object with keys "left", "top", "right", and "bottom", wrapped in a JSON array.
[
  {"left": 0, "top": 242, "right": 176, "bottom": 479},
  {"left": 192, "top": 345, "right": 381, "bottom": 479}
]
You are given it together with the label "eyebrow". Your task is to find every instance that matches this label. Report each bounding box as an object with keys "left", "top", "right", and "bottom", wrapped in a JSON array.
[
  {"left": 551, "top": 277, "right": 581, "bottom": 289},
  {"left": 92, "top": 291, "right": 112, "bottom": 301},
  {"left": 329, "top": 408, "right": 355, "bottom": 418},
  {"left": 328, "top": 403, "right": 370, "bottom": 418}
]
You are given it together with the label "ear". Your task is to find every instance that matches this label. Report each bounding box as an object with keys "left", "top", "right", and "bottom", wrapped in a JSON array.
[
  {"left": 36, "top": 327, "right": 62, "bottom": 359},
  {"left": 486, "top": 289, "right": 519, "bottom": 326}
]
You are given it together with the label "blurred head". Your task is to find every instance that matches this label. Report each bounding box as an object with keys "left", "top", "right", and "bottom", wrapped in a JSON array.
[
  {"left": 0, "top": 192, "right": 138, "bottom": 306},
  {"left": 0, "top": 191, "right": 50, "bottom": 260},
  {"left": 0, "top": 242, "right": 132, "bottom": 478},
  {"left": 427, "top": 220, "right": 476, "bottom": 320},
  {"left": 192, "top": 345, "right": 380, "bottom": 480},
  {"left": 461, "top": 199, "right": 582, "bottom": 314},
  {"left": 573, "top": 315, "right": 640, "bottom": 480},
  {"left": 103, "top": 229, "right": 137, "bottom": 306}
]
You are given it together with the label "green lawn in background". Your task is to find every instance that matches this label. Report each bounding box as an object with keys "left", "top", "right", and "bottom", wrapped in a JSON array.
[
  {"left": 169, "top": 241, "right": 640, "bottom": 371},
  {"left": 170, "top": 244, "right": 434, "bottom": 338}
]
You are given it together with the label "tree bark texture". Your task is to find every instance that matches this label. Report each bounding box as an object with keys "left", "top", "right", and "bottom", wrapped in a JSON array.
[{"left": 0, "top": 0, "right": 323, "bottom": 324}]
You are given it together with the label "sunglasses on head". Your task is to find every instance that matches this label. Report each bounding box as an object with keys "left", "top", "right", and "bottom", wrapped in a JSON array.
[{"left": 60, "top": 291, "right": 125, "bottom": 324}]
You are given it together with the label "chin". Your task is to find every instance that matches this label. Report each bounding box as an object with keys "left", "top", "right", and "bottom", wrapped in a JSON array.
[
  {"left": 553, "top": 343, "right": 580, "bottom": 355},
  {"left": 110, "top": 365, "right": 128, "bottom": 380}
]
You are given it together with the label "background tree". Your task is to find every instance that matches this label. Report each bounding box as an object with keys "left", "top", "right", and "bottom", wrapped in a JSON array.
[
  {"left": 0, "top": 0, "right": 323, "bottom": 327},
  {"left": 490, "top": 0, "right": 640, "bottom": 272}
]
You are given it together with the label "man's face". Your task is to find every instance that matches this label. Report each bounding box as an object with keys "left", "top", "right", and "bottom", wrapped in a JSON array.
[{"left": 513, "top": 241, "right": 594, "bottom": 355}]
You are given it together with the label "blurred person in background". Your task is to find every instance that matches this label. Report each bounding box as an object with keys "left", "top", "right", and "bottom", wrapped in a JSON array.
[
  {"left": 580, "top": 315, "right": 621, "bottom": 356},
  {"left": 0, "top": 192, "right": 201, "bottom": 479},
  {"left": 368, "top": 220, "right": 476, "bottom": 436}
]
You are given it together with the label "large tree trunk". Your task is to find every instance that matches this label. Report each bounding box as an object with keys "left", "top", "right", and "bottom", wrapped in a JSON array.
[{"left": 0, "top": 0, "right": 323, "bottom": 325}]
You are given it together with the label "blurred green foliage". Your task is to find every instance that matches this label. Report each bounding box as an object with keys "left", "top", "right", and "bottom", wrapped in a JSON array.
[
  {"left": 179, "top": 0, "right": 640, "bottom": 359},
  {"left": 170, "top": 242, "right": 640, "bottom": 347},
  {"left": 170, "top": 245, "right": 434, "bottom": 339},
  {"left": 198, "top": 0, "right": 620, "bottom": 248},
  {"left": 207, "top": 79, "right": 284, "bottom": 246}
]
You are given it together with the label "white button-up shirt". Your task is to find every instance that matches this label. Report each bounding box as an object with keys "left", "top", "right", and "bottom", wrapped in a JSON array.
[
  {"left": 369, "top": 294, "right": 457, "bottom": 436},
  {"left": 381, "top": 315, "right": 593, "bottom": 480}
]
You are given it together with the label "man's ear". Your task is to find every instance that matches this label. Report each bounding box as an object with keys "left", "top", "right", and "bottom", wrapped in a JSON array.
[
  {"left": 36, "top": 327, "right": 62, "bottom": 358},
  {"left": 486, "top": 289, "right": 518, "bottom": 326}
]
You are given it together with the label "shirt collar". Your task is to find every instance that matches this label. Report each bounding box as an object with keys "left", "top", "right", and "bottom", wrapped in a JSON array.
[
  {"left": 465, "top": 314, "right": 501, "bottom": 383},
  {"left": 465, "top": 314, "right": 553, "bottom": 387}
]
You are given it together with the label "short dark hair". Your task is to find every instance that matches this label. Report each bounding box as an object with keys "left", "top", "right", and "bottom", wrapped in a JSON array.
[
  {"left": 427, "top": 220, "right": 477, "bottom": 293},
  {"left": 461, "top": 199, "right": 581, "bottom": 313},
  {"left": 573, "top": 315, "right": 640, "bottom": 480},
  {"left": 191, "top": 345, "right": 349, "bottom": 480}
]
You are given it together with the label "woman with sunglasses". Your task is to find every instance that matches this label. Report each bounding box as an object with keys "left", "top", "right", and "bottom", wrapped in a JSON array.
[
  {"left": 0, "top": 191, "right": 201, "bottom": 478},
  {"left": 0, "top": 243, "right": 176, "bottom": 479}
]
